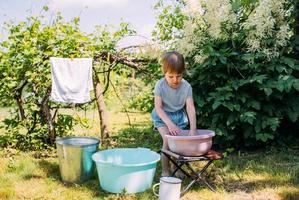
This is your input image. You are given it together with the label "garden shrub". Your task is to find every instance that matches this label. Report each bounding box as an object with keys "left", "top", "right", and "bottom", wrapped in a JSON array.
[{"left": 154, "top": 0, "right": 299, "bottom": 147}]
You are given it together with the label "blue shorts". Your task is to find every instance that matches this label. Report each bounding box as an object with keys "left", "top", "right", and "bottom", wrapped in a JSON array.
[{"left": 151, "top": 108, "right": 189, "bottom": 129}]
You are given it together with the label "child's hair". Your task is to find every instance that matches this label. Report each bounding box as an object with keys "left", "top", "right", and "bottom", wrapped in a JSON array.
[{"left": 161, "top": 51, "right": 185, "bottom": 74}]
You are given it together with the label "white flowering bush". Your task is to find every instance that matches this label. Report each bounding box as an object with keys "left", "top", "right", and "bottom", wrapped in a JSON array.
[
  {"left": 178, "top": 0, "right": 293, "bottom": 60},
  {"left": 154, "top": 0, "right": 299, "bottom": 147}
]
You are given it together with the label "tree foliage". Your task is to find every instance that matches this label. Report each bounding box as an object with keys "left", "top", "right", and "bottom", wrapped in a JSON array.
[{"left": 0, "top": 9, "right": 134, "bottom": 150}]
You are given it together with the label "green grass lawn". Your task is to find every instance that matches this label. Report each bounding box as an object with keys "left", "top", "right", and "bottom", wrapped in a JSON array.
[{"left": 0, "top": 108, "right": 299, "bottom": 200}]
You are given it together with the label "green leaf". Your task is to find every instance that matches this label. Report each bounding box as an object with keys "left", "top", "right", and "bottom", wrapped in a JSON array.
[
  {"left": 276, "top": 82, "right": 284, "bottom": 92},
  {"left": 219, "top": 56, "right": 227, "bottom": 64},
  {"left": 234, "top": 104, "right": 240, "bottom": 111},
  {"left": 240, "top": 111, "right": 256, "bottom": 125},
  {"left": 194, "top": 95, "right": 205, "bottom": 108},
  {"left": 242, "top": 53, "right": 255, "bottom": 62},
  {"left": 275, "top": 65, "right": 285, "bottom": 73},
  {"left": 255, "top": 133, "right": 274, "bottom": 142},
  {"left": 227, "top": 113, "right": 237, "bottom": 126},
  {"left": 282, "top": 57, "right": 295, "bottom": 68},
  {"left": 248, "top": 100, "right": 260, "bottom": 110},
  {"left": 212, "top": 101, "right": 222, "bottom": 110},
  {"left": 237, "top": 94, "right": 247, "bottom": 103},
  {"left": 223, "top": 102, "right": 234, "bottom": 111},
  {"left": 287, "top": 111, "right": 298, "bottom": 122},
  {"left": 293, "top": 80, "right": 299, "bottom": 91},
  {"left": 264, "top": 88, "right": 273, "bottom": 96},
  {"left": 262, "top": 118, "right": 279, "bottom": 130}
]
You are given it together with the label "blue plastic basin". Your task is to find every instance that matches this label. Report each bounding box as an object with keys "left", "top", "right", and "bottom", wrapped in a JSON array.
[{"left": 92, "top": 148, "right": 160, "bottom": 193}]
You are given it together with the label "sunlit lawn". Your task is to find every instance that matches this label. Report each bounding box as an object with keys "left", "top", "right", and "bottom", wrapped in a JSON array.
[{"left": 0, "top": 108, "right": 299, "bottom": 200}]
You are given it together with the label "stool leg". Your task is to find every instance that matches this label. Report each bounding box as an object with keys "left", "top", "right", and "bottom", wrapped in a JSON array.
[
  {"left": 169, "top": 160, "right": 191, "bottom": 178},
  {"left": 181, "top": 179, "right": 197, "bottom": 196},
  {"left": 199, "top": 177, "right": 216, "bottom": 192},
  {"left": 185, "top": 161, "right": 216, "bottom": 192},
  {"left": 161, "top": 152, "right": 191, "bottom": 178}
]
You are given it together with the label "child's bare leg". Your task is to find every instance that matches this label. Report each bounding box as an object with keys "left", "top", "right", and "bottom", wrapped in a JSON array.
[{"left": 157, "top": 126, "right": 170, "bottom": 176}]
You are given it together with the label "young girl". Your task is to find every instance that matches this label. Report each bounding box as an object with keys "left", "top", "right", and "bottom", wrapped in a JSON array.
[{"left": 151, "top": 51, "right": 197, "bottom": 176}]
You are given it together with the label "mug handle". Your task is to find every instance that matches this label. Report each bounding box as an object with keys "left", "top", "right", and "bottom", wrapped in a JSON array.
[{"left": 152, "top": 183, "right": 160, "bottom": 197}]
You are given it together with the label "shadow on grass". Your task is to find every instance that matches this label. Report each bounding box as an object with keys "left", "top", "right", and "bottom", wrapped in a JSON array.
[
  {"left": 103, "top": 125, "right": 162, "bottom": 151},
  {"left": 37, "top": 159, "right": 60, "bottom": 181},
  {"left": 279, "top": 190, "right": 299, "bottom": 200},
  {"left": 22, "top": 174, "right": 44, "bottom": 180},
  {"left": 208, "top": 148, "right": 299, "bottom": 198},
  {"left": 219, "top": 177, "right": 297, "bottom": 193},
  {"left": 36, "top": 159, "right": 114, "bottom": 198}
]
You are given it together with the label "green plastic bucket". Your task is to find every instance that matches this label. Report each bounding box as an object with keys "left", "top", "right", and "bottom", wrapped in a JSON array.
[{"left": 92, "top": 148, "right": 160, "bottom": 193}]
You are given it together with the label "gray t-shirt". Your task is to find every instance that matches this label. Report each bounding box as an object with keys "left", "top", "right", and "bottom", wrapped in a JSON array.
[{"left": 154, "top": 78, "right": 193, "bottom": 112}]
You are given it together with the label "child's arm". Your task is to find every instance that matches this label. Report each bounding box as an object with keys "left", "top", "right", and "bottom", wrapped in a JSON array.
[
  {"left": 155, "top": 96, "right": 181, "bottom": 135},
  {"left": 186, "top": 98, "right": 197, "bottom": 135}
]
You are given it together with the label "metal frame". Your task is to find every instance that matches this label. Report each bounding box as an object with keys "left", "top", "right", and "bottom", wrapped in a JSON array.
[{"left": 159, "top": 149, "right": 220, "bottom": 195}]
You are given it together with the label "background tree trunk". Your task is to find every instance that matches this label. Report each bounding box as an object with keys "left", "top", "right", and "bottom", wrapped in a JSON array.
[
  {"left": 40, "top": 88, "right": 56, "bottom": 144},
  {"left": 15, "top": 96, "right": 26, "bottom": 120},
  {"left": 93, "top": 74, "right": 110, "bottom": 139},
  {"left": 14, "top": 81, "right": 27, "bottom": 120}
]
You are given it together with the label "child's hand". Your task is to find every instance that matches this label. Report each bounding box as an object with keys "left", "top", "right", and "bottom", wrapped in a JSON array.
[
  {"left": 188, "top": 129, "right": 197, "bottom": 136},
  {"left": 167, "top": 123, "right": 181, "bottom": 135}
]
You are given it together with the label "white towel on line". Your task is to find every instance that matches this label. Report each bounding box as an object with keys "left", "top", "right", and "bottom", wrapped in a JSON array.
[{"left": 50, "top": 57, "right": 93, "bottom": 103}]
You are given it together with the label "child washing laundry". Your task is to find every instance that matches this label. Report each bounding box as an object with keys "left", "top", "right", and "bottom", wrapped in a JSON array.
[{"left": 151, "top": 51, "right": 197, "bottom": 177}]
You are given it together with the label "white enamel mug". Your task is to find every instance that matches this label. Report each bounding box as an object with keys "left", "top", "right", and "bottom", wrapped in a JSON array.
[{"left": 153, "top": 177, "right": 182, "bottom": 200}]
